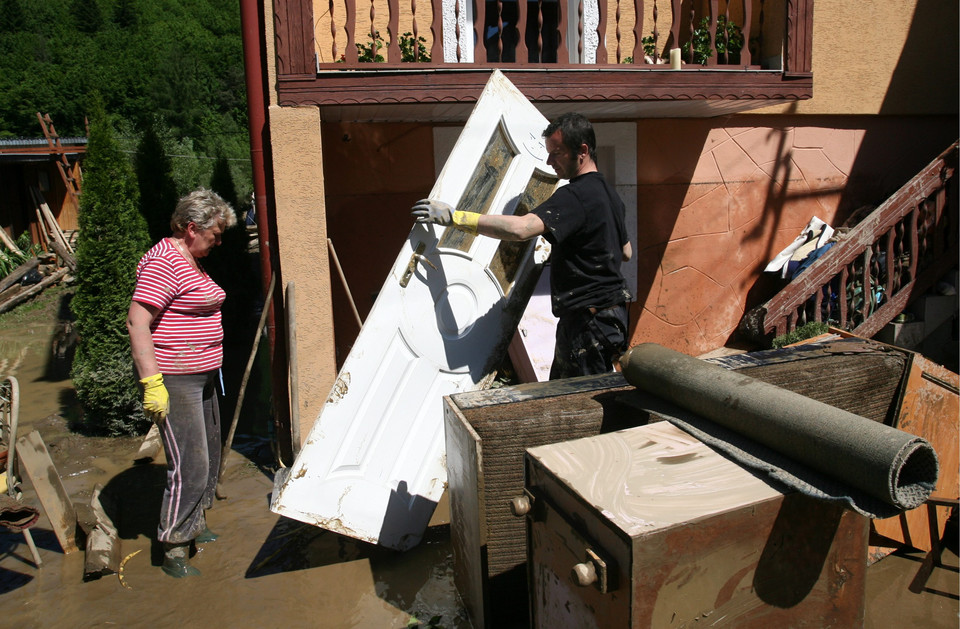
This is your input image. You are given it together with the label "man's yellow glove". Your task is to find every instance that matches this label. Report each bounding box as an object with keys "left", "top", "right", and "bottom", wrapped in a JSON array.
[
  {"left": 140, "top": 373, "right": 170, "bottom": 424},
  {"left": 411, "top": 199, "right": 480, "bottom": 235}
]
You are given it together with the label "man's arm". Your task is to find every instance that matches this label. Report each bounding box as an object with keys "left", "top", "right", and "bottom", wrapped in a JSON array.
[
  {"left": 622, "top": 241, "right": 632, "bottom": 262},
  {"left": 477, "top": 213, "right": 546, "bottom": 241},
  {"left": 412, "top": 198, "right": 546, "bottom": 241}
]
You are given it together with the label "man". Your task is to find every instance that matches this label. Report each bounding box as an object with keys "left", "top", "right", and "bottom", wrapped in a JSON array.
[{"left": 412, "top": 112, "right": 632, "bottom": 379}]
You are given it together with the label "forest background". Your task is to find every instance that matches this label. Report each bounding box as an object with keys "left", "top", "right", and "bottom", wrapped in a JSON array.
[
  {"left": 0, "top": 0, "right": 251, "bottom": 204},
  {"left": 0, "top": 0, "right": 262, "bottom": 436}
]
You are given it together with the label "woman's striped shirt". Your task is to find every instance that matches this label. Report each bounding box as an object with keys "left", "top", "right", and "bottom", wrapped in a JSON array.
[{"left": 132, "top": 238, "right": 226, "bottom": 375}]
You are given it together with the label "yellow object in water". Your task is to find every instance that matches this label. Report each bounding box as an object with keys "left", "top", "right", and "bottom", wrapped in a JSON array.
[{"left": 0, "top": 471, "right": 6, "bottom": 494}]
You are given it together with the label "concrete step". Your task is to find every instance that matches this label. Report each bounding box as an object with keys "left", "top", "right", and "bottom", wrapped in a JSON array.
[{"left": 874, "top": 267, "right": 959, "bottom": 371}]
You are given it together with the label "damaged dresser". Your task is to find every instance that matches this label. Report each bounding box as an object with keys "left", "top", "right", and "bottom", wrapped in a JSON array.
[{"left": 522, "top": 422, "right": 868, "bottom": 628}]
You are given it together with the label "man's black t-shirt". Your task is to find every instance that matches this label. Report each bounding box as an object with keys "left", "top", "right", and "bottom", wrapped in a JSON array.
[{"left": 532, "top": 171, "right": 629, "bottom": 317}]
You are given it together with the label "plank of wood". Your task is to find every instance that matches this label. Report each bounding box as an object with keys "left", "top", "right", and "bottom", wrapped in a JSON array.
[
  {"left": 16, "top": 430, "right": 78, "bottom": 554},
  {"left": 0, "top": 257, "right": 39, "bottom": 293},
  {"left": 0, "top": 268, "right": 68, "bottom": 315},
  {"left": 30, "top": 188, "right": 74, "bottom": 257},
  {"left": 0, "top": 226, "right": 21, "bottom": 255},
  {"left": 872, "top": 356, "right": 959, "bottom": 553}
]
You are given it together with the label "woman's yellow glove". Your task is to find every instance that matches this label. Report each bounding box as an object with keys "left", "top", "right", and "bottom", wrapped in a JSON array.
[{"left": 140, "top": 373, "right": 170, "bottom": 424}]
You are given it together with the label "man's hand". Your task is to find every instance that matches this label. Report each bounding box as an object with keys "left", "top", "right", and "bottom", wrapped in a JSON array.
[
  {"left": 411, "top": 199, "right": 454, "bottom": 225},
  {"left": 412, "top": 199, "right": 481, "bottom": 234},
  {"left": 141, "top": 373, "right": 170, "bottom": 424}
]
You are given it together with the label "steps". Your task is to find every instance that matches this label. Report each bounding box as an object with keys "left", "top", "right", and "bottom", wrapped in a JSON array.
[{"left": 875, "top": 268, "right": 959, "bottom": 371}]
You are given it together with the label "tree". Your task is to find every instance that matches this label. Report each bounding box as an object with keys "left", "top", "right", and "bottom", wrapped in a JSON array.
[
  {"left": 205, "top": 152, "right": 259, "bottom": 423},
  {"left": 70, "top": 0, "right": 103, "bottom": 34},
  {"left": 135, "top": 119, "right": 178, "bottom": 244},
  {"left": 70, "top": 97, "right": 151, "bottom": 435},
  {"left": 0, "top": 0, "right": 26, "bottom": 33},
  {"left": 112, "top": 0, "right": 138, "bottom": 29}
]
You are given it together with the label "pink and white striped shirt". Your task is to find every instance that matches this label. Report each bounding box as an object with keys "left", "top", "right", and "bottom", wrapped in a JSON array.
[{"left": 132, "top": 238, "right": 226, "bottom": 375}]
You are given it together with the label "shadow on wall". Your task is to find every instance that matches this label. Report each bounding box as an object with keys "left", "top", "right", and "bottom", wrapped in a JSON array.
[{"left": 838, "top": 0, "right": 959, "bottom": 215}]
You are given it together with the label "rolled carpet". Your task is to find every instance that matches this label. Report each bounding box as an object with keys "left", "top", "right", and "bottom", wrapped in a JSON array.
[{"left": 620, "top": 343, "right": 939, "bottom": 518}]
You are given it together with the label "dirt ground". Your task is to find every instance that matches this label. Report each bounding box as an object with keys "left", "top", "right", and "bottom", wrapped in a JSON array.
[{"left": 0, "top": 284, "right": 955, "bottom": 628}]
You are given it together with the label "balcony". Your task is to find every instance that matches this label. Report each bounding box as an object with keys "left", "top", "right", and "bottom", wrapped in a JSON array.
[{"left": 274, "top": 0, "right": 813, "bottom": 121}]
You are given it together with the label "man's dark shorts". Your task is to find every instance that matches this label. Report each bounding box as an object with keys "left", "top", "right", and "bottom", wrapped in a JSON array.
[{"left": 550, "top": 304, "right": 628, "bottom": 379}]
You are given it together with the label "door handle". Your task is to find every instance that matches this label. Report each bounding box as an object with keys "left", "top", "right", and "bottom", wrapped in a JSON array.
[{"left": 400, "top": 242, "right": 437, "bottom": 287}]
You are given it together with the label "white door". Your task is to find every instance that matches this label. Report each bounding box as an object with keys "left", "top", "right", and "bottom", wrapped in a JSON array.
[{"left": 271, "top": 70, "right": 557, "bottom": 550}]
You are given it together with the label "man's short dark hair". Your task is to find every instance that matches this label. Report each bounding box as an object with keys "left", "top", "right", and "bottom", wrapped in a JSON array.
[{"left": 543, "top": 113, "right": 597, "bottom": 163}]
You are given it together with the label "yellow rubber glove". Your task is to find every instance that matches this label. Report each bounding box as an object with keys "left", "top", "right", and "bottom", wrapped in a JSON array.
[
  {"left": 452, "top": 210, "right": 480, "bottom": 235},
  {"left": 141, "top": 373, "right": 170, "bottom": 424},
  {"left": 411, "top": 199, "right": 480, "bottom": 234}
]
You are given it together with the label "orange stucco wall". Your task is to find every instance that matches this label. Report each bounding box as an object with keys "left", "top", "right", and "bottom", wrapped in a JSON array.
[{"left": 628, "top": 115, "right": 958, "bottom": 355}]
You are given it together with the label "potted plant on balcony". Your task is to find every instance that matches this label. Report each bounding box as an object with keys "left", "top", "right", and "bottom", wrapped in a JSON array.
[{"left": 689, "top": 15, "right": 744, "bottom": 65}]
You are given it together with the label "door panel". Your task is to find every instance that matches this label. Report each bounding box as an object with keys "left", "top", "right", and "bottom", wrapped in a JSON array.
[{"left": 271, "top": 70, "right": 557, "bottom": 550}]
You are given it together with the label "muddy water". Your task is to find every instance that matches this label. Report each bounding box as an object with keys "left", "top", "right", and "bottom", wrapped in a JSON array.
[
  {"left": 0, "top": 299, "right": 956, "bottom": 628},
  {"left": 0, "top": 312, "right": 470, "bottom": 628}
]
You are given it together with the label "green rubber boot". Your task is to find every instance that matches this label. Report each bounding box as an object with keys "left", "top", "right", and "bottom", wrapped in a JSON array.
[
  {"left": 195, "top": 527, "right": 219, "bottom": 544},
  {"left": 162, "top": 542, "right": 200, "bottom": 578}
]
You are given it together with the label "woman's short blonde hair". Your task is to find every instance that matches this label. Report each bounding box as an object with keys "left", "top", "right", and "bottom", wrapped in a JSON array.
[{"left": 170, "top": 188, "right": 237, "bottom": 233}]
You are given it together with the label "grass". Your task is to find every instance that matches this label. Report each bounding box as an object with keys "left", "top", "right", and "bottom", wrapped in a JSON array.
[{"left": 0, "top": 282, "right": 74, "bottom": 331}]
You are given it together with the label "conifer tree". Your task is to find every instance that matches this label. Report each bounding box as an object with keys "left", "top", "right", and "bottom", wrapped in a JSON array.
[
  {"left": 71, "top": 97, "right": 151, "bottom": 435},
  {"left": 135, "top": 120, "right": 178, "bottom": 245}
]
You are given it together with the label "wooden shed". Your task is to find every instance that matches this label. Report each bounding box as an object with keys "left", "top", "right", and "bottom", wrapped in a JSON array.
[{"left": 0, "top": 136, "right": 85, "bottom": 250}]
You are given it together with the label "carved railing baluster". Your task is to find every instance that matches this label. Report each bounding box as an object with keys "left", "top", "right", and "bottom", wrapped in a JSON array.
[
  {"left": 411, "top": 0, "right": 419, "bottom": 61},
  {"left": 455, "top": 0, "right": 462, "bottom": 61},
  {"left": 687, "top": 1, "right": 695, "bottom": 63},
  {"left": 369, "top": 0, "right": 377, "bottom": 60},
  {"left": 757, "top": 0, "right": 764, "bottom": 64},
  {"left": 650, "top": 0, "right": 657, "bottom": 59},
  {"left": 556, "top": 0, "right": 569, "bottom": 63},
  {"left": 740, "top": 0, "right": 752, "bottom": 65},
  {"left": 345, "top": 0, "right": 358, "bottom": 63},
  {"left": 429, "top": 0, "right": 441, "bottom": 61},
  {"left": 631, "top": 0, "right": 645, "bottom": 65},
  {"left": 388, "top": 0, "right": 400, "bottom": 61},
  {"left": 707, "top": 0, "right": 718, "bottom": 66},
  {"left": 330, "top": 0, "right": 338, "bottom": 62},
  {"left": 577, "top": 0, "right": 583, "bottom": 63},
  {"left": 615, "top": 0, "right": 622, "bottom": 63},
  {"left": 516, "top": 0, "right": 529, "bottom": 63},
  {"left": 597, "top": 0, "right": 608, "bottom": 63}
]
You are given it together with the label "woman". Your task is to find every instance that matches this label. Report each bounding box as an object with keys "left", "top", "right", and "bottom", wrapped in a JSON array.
[{"left": 126, "top": 188, "right": 236, "bottom": 578}]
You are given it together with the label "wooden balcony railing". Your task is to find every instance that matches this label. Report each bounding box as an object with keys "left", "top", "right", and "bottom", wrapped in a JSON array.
[
  {"left": 740, "top": 142, "right": 959, "bottom": 347},
  {"left": 274, "top": 0, "right": 813, "bottom": 109},
  {"left": 317, "top": 0, "right": 770, "bottom": 67}
]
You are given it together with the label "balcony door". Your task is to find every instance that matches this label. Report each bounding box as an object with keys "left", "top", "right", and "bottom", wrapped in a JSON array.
[{"left": 271, "top": 70, "right": 557, "bottom": 550}]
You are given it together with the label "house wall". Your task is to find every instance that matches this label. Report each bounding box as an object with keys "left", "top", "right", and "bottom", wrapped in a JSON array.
[
  {"left": 758, "top": 0, "right": 957, "bottom": 116},
  {"left": 267, "top": 0, "right": 958, "bottom": 437},
  {"left": 629, "top": 115, "right": 958, "bottom": 356}
]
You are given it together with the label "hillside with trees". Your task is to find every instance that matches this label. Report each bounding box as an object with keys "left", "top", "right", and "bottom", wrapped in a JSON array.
[{"left": 0, "top": 0, "right": 250, "bottom": 201}]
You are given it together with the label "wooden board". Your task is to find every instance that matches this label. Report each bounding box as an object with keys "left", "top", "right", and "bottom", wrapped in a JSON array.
[
  {"left": 872, "top": 355, "right": 959, "bottom": 553},
  {"left": 16, "top": 430, "right": 78, "bottom": 554}
]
